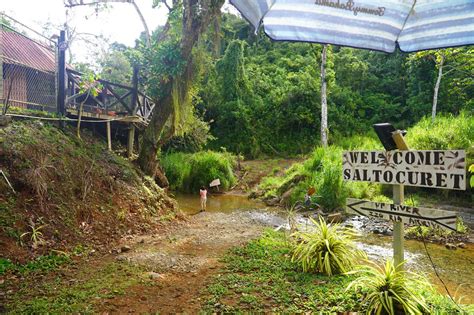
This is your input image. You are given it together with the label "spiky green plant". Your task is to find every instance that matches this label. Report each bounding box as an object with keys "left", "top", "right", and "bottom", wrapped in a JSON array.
[
  {"left": 347, "top": 260, "right": 431, "bottom": 315},
  {"left": 20, "top": 222, "right": 47, "bottom": 249},
  {"left": 291, "top": 216, "right": 365, "bottom": 276}
]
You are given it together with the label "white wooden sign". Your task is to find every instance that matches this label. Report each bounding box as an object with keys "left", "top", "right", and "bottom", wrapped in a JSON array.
[
  {"left": 209, "top": 178, "right": 221, "bottom": 187},
  {"left": 346, "top": 198, "right": 458, "bottom": 231},
  {"left": 342, "top": 150, "right": 466, "bottom": 190}
]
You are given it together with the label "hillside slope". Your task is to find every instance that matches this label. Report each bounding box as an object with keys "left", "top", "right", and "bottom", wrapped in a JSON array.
[{"left": 0, "top": 120, "right": 178, "bottom": 262}]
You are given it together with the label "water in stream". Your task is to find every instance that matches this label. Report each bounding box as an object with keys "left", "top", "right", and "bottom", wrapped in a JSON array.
[{"left": 175, "top": 193, "right": 474, "bottom": 304}]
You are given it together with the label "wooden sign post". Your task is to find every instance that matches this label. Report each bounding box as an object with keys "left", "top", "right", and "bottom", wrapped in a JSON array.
[
  {"left": 392, "top": 131, "right": 407, "bottom": 267},
  {"left": 343, "top": 131, "right": 466, "bottom": 268}
]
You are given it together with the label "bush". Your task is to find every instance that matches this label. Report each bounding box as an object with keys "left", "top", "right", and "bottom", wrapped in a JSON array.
[
  {"left": 291, "top": 216, "right": 365, "bottom": 276},
  {"left": 160, "top": 152, "right": 190, "bottom": 191},
  {"left": 161, "top": 150, "right": 236, "bottom": 192},
  {"left": 259, "top": 146, "right": 381, "bottom": 211},
  {"left": 334, "top": 133, "right": 381, "bottom": 151},
  {"left": 406, "top": 112, "right": 473, "bottom": 151},
  {"left": 347, "top": 260, "right": 431, "bottom": 315}
]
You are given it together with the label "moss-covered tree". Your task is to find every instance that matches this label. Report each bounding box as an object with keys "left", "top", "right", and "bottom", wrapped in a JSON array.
[{"left": 137, "top": 0, "right": 224, "bottom": 183}]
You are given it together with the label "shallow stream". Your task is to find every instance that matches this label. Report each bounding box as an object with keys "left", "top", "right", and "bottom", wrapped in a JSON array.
[{"left": 175, "top": 193, "right": 474, "bottom": 304}]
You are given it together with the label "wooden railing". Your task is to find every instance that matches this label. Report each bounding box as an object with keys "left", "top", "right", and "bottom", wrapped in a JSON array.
[{"left": 65, "top": 68, "right": 155, "bottom": 122}]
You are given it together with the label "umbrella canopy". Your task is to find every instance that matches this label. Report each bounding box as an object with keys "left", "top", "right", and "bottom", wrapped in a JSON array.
[{"left": 229, "top": 0, "right": 474, "bottom": 53}]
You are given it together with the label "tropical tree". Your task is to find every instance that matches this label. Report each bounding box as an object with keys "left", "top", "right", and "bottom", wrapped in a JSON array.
[
  {"left": 137, "top": 0, "right": 225, "bottom": 181},
  {"left": 409, "top": 48, "right": 474, "bottom": 122}
]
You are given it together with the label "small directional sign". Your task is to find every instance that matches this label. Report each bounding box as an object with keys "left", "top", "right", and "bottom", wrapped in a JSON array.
[{"left": 346, "top": 198, "right": 458, "bottom": 232}]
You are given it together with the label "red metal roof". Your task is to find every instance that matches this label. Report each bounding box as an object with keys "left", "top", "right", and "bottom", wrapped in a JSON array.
[{"left": 1, "top": 28, "right": 57, "bottom": 73}]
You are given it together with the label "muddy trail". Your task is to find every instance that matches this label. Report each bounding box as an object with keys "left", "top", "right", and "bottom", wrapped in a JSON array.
[
  {"left": 1, "top": 206, "right": 285, "bottom": 314},
  {"left": 105, "top": 211, "right": 270, "bottom": 313}
]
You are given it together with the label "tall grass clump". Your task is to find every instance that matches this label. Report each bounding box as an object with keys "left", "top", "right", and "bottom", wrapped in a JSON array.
[
  {"left": 291, "top": 146, "right": 349, "bottom": 210},
  {"left": 161, "top": 150, "right": 236, "bottom": 193},
  {"left": 291, "top": 216, "right": 365, "bottom": 276},
  {"left": 259, "top": 146, "right": 381, "bottom": 211},
  {"left": 160, "top": 152, "right": 190, "bottom": 191},
  {"left": 347, "top": 260, "right": 431, "bottom": 315}
]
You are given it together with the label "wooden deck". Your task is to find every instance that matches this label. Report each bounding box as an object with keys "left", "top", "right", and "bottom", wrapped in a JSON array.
[{"left": 66, "top": 108, "right": 147, "bottom": 125}]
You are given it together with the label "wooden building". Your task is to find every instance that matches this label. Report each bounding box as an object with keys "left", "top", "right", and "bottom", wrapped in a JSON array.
[{"left": 1, "top": 28, "right": 57, "bottom": 111}]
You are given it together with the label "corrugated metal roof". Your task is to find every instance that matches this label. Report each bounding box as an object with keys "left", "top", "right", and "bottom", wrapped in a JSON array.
[{"left": 1, "top": 28, "right": 57, "bottom": 73}]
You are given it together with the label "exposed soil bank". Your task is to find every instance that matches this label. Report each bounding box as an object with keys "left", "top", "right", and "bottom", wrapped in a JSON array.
[{"left": 0, "top": 121, "right": 179, "bottom": 262}]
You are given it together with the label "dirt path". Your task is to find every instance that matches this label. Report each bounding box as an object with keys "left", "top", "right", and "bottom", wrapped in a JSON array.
[{"left": 96, "top": 210, "right": 278, "bottom": 314}]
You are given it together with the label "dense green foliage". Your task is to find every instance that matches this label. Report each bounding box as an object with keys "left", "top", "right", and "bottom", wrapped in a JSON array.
[
  {"left": 259, "top": 113, "right": 473, "bottom": 209},
  {"left": 194, "top": 14, "right": 473, "bottom": 157},
  {"left": 161, "top": 151, "right": 236, "bottom": 192},
  {"left": 291, "top": 217, "right": 365, "bottom": 275},
  {"left": 93, "top": 12, "right": 472, "bottom": 158}
]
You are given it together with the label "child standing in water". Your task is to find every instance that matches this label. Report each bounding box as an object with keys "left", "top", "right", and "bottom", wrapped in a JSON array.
[{"left": 199, "top": 186, "right": 208, "bottom": 212}]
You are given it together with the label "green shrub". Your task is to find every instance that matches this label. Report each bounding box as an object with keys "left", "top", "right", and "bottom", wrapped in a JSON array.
[
  {"left": 161, "top": 150, "right": 236, "bottom": 192},
  {"left": 291, "top": 216, "right": 365, "bottom": 276},
  {"left": 260, "top": 146, "right": 380, "bottom": 211},
  {"left": 161, "top": 152, "right": 190, "bottom": 191},
  {"left": 334, "top": 133, "right": 381, "bottom": 150},
  {"left": 347, "top": 260, "right": 431, "bottom": 315},
  {"left": 406, "top": 112, "right": 474, "bottom": 177},
  {"left": 406, "top": 112, "right": 473, "bottom": 151}
]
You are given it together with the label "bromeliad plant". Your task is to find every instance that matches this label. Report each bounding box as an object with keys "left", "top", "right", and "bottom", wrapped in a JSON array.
[
  {"left": 20, "top": 218, "right": 47, "bottom": 249},
  {"left": 347, "top": 260, "right": 431, "bottom": 315},
  {"left": 291, "top": 216, "right": 365, "bottom": 276}
]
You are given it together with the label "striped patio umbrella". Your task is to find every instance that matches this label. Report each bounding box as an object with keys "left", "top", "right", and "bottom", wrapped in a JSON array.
[{"left": 229, "top": 0, "right": 474, "bottom": 52}]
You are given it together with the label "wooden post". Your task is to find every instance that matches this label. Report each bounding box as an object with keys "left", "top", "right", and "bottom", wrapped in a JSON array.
[
  {"left": 106, "top": 121, "right": 112, "bottom": 151},
  {"left": 0, "top": 22, "right": 4, "bottom": 108},
  {"left": 392, "top": 130, "right": 409, "bottom": 269},
  {"left": 102, "top": 83, "right": 108, "bottom": 115},
  {"left": 392, "top": 185, "right": 404, "bottom": 267},
  {"left": 127, "top": 125, "right": 135, "bottom": 158},
  {"left": 57, "top": 30, "right": 66, "bottom": 128},
  {"left": 130, "top": 66, "right": 139, "bottom": 115}
]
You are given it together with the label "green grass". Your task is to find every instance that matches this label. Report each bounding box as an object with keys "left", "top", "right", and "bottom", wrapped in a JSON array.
[
  {"left": 0, "top": 252, "right": 71, "bottom": 275},
  {"left": 5, "top": 261, "right": 151, "bottom": 314},
  {"left": 202, "top": 229, "right": 474, "bottom": 313},
  {"left": 406, "top": 112, "right": 474, "bottom": 152},
  {"left": 202, "top": 229, "right": 363, "bottom": 313}
]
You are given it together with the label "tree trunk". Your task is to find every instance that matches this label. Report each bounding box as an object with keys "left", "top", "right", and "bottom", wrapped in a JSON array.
[
  {"left": 137, "top": 0, "right": 224, "bottom": 181},
  {"left": 320, "top": 44, "right": 328, "bottom": 147},
  {"left": 432, "top": 54, "right": 444, "bottom": 123},
  {"left": 137, "top": 82, "right": 174, "bottom": 178}
]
